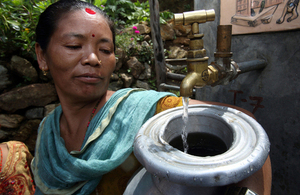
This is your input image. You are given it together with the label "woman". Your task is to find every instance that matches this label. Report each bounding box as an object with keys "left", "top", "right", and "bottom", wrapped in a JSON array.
[{"left": 31, "top": 0, "right": 271, "bottom": 194}]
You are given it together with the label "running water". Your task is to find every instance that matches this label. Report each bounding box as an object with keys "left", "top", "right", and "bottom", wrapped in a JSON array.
[{"left": 182, "top": 97, "right": 189, "bottom": 153}]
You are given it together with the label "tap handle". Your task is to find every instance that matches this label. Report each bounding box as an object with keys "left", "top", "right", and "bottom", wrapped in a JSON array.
[{"left": 174, "top": 9, "right": 215, "bottom": 26}]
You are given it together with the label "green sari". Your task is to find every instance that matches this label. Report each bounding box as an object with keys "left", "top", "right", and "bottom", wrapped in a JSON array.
[{"left": 31, "top": 88, "right": 173, "bottom": 195}]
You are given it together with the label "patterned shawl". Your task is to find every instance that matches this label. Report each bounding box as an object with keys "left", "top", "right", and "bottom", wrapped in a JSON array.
[{"left": 31, "top": 88, "right": 173, "bottom": 195}]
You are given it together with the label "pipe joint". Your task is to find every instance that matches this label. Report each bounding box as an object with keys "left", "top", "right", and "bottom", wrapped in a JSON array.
[{"left": 209, "top": 60, "right": 240, "bottom": 86}]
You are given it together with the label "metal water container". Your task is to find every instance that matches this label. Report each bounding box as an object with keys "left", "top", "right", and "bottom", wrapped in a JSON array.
[{"left": 124, "top": 104, "right": 270, "bottom": 195}]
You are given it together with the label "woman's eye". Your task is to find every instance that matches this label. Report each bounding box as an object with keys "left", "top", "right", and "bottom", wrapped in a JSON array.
[
  {"left": 66, "top": 45, "right": 81, "bottom": 50},
  {"left": 100, "top": 49, "right": 112, "bottom": 54}
]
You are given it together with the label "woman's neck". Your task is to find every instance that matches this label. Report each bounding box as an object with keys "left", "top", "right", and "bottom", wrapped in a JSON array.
[{"left": 59, "top": 91, "right": 114, "bottom": 152}]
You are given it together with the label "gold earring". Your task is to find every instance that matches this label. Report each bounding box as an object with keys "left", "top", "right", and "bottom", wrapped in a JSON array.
[{"left": 42, "top": 67, "right": 47, "bottom": 76}]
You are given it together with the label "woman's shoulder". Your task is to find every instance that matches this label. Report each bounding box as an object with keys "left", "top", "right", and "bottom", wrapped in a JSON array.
[{"left": 106, "top": 90, "right": 115, "bottom": 99}]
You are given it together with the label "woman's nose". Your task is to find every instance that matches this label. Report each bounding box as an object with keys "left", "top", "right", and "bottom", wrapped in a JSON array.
[{"left": 82, "top": 52, "right": 101, "bottom": 66}]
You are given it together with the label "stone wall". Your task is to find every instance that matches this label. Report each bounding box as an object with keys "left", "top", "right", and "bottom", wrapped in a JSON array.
[{"left": 0, "top": 20, "right": 191, "bottom": 154}]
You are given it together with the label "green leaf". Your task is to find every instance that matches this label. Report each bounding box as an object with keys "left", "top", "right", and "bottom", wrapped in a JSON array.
[
  {"left": 11, "top": 0, "right": 23, "bottom": 6},
  {"left": 6, "top": 20, "right": 21, "bottom": 31},
  {"left": 108, "top": 5, "right": 117, "bottom": 12},
  {"left": 6, "top": 20, "right": 20, "bottom": 26},
  {"left": 94, "top": 0, "right": 107, "bottom": 6},
  {"left": 159, "top": 17, "right": 166, "bottom": 24}
]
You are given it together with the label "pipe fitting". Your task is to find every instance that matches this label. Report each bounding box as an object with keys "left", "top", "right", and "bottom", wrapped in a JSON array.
[
  {"left": 207, "top": 65, "right": 219, "bottom": 84},
  {"left": 174, "top": 9, "right": 215, "bottom": 25},
  {"left": 209, "top": 60, "right": 240, "bottom": 86},
  {"left": 187, "top": 49, "right": 206, "bottom": 59},
  {"left": 189, "top": 39, "right": 204, "bottom": 50}
]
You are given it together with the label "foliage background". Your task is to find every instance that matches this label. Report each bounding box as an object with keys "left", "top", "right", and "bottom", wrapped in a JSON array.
[{"left": 0, "top": 0, "right": 173, "bottom": 61}]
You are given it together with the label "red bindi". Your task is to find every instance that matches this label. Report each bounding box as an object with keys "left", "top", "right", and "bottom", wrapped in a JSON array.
[
  {"left": 85, "top": 8, "right": 96, "bottom": 15},
  {"left": 92, "top": 34, "right": 95, "bottom": 37}
]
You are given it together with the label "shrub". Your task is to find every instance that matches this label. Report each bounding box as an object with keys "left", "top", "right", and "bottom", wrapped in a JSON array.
[
  {"left": 0, "top": 0, "right": 173, "bottom": 60},
  {"left": 93, "top": 0, "right": 173, "bottom": 27},
  {"left": 116, "top": 27, "right": 154, "bottom": 65},
  {"left": 0, "top": 0, "right": 53, "bottom": 60}
]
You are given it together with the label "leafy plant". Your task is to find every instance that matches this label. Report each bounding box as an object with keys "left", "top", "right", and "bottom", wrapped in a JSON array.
[
  {"left": 101, "top": 0, "right": 173, "bottom": 27},
  {"left": 159, "top": 10, "right": 174, "bottom": 24},
  {"left": 130, "top": 1, "right": 151, "bottom": 24},
  {"left": 116, "top": 26, "right": 154, "bottom": 65},
  {"left": 0, "top": 0, "right": 54, "bottom": 59},
  {"left": 116, "top": 32, "right": 138, "bottom": 57},
  {"left": 92, "top": 0, "right": 107, "bottom": 6},
  {"left": 137, "top": 41, "right": 154, "bottom": 65},
  {"left": 0, "top": 0, "right": 173, "bottom": 72},
  {"left": 101, "top": 0, "right": 136, "bottom": 26}
]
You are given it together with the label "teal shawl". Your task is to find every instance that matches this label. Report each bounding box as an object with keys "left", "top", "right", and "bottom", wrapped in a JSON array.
[{"left": 31, "top": 88, "right": 174, "bottom": 195}]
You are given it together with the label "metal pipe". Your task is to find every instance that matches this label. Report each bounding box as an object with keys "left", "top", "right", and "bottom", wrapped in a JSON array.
[
  {"left": 214, "top": 25, "right": 233, "bottom": 70},
  {"left": 216, "top": 25, "right": 232, "bottom": 55},
  {"left": 238, "top": 59, "right": 267, "bottom": 73},
  {"left": 166, "top": 72, "right": 186, "bottom": 81},
  {"left": 165, "top": 64, "right": 187, "bottom": 71},
  {"left": 159, "top": 83, "right": 196, "bottom": 93},
  {"left": 160, "top": 83, "right": 180, "bottom": 91}
]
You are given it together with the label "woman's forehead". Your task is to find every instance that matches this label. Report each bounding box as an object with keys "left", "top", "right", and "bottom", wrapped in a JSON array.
[
  {"left": 55, "top": 9, "right": 110, "bottom": 34},
  {"left": 58, "top": 9, "right": 105, "bottom": 23}
]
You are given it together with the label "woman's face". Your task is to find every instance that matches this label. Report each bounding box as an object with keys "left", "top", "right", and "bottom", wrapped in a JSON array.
[{"left": 37, "top": 9, "right": 115, "bottom": 102}]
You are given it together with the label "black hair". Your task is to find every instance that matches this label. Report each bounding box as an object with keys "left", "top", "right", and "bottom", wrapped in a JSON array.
[{"left": 36, "top": 0, "right": 115, "bottom": 51}]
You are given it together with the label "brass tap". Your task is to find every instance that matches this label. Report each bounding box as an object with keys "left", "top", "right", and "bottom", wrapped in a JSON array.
[
  {"left": 167, "top": 13, "right": 264, "bottom": 96},
  {"left": 174, "top": 9, "right": 217, "bottom": 97}
]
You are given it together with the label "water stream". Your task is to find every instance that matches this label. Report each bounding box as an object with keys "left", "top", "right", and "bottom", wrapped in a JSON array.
[{"left": 182, "top": 97, "right": 189, "bottom": 153}]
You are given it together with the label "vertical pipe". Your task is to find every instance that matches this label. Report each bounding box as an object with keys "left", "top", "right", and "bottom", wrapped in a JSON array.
[
  {"left": 216, "top": 25, "right": 232, "bottom": 53},
  {"left": 192, "top": 23, "right": 200, "bottom": 34},
  {"left": 214, "top": 25, "right": 233, "bottom": 69}
]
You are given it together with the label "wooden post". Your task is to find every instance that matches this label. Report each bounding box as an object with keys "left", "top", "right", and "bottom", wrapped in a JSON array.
[{"left": 149, "top": 0, "right": 166, "bottom": 91}]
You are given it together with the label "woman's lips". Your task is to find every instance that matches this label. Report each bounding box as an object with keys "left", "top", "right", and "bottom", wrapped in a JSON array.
[{"left": 76, "top": 73, "right": 103, "bottom": 83}]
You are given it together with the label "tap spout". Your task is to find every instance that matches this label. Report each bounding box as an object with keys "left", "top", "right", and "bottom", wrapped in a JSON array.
[{"left": 180, "top": 72, "right": 201, "bottom": 97}]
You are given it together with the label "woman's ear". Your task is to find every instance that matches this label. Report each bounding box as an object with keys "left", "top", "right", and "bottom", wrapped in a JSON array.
[{"left": 35, "top": 42, "right": 49, "bottom": 71}]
